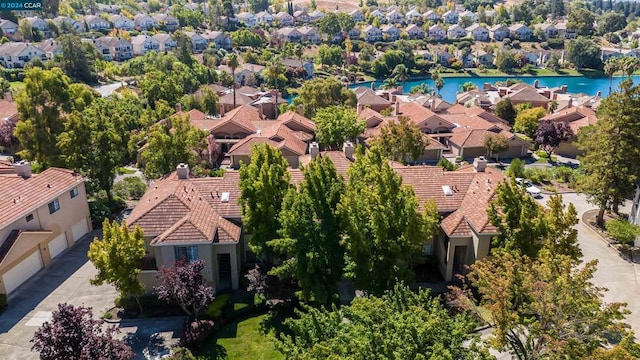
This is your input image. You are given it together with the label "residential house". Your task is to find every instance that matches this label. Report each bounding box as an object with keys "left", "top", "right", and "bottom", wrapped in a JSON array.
[
  {"left": 210, "top": 105, "right": 260, "bottom": 152},
  {"left": 24, "top": 17, "right": 49, "bottom": 33},
  {"left": 534, "top": 23, "right": 558, "bottom": 39},
  {"left": 228, "top": 123, "right": 308, "bottom": 168},
  {"left": 185, "top": 31, "right": 208, "bottom": 52},
  {"left": 308, "top": 10, "right": 325, "bottom": 22},
  {"left": 381, "top": 24, "right": 400, "bottom": 41},
  {"left": 299, "top": 26, "right": 320, "bottom": 43},
  {"left": 275, "top": 12, "right": 295, "bottom": 26},
  {"left": 52, "top": 16, "right": 83, "bottom": 33},
  {"left": 275, "top": 27, "right": 303, "bottom": 43},
  {"left": 203, "top": 31, "right": 232, "bottom": 50},
  {"left": 97, "top": 3, "right": 121, "bottom": 13},
  {"left": 466, "top": 24, "right": 489, "bottom": 41},
  {"left": 369, "top": 9, "right": 386, "bottom": 23},
  {"left": 509, "top": 23, "right": 533, "bottom": 40},
  {"left": 282, "top": 57, "right": 314, "bottom": 78},
  {"left": 153, "top": 14, "right": 180, "bottom": 31},
  {"left": 347, "top": 27, "right": 361, "bottom": 38},
  {"left": 293, "top": 10, "right": 311, "bottom": 24},
  {"left": 555, "top": 21, "right": 576, "bottom": 39},
  {"left": 363, "top": 25, "right": 383, "bottom": 42},
  {"left": 489, "top": 24, "right": 509, "bottom": 41},
  {"left": 0, "top": 20, "right": 19, "bottom": 37},
  {"left": 447, "top": 24, "right": 467, "bottom": 39},
  {"left": 0, "top": 162, "right": 91, "bottom": 296},
  {"left": 0, "top": 42, "right": 45, "bottom": 68},
  {"left": 236, "top": 12, "right": 258, "bottom": 28},
  {"left": 131, "top": 34, "right": 160, "bottom": 55},
  {"left": 134, "top": 14, "right": 157, "bottom": 30},
  {"left": 406, "top": 24, "right": 425, "bottom": 39},
  {"left": 504, "top": 83, "right": 550, "bottom": 108},
  {"left": 255, "top": 11, "right": 274, "bottom": 25},
  {"left": 108, "top": 14, "right": 135, "bottom": 30},
  {"left": 386, "top": 9, "right": 404, "bottom": 24},
  {"left": 354, "top": 86, "right": 391, "bottom": 113},
  {"left": 36, "top": 39, "right": 62, "bottom": 60},
  {"left": 443, "top": 10, "right": 459, "bottom": 24},
  {"left": 436, "top": 51, "right": 454, "bottom": 65},
  {"left": 152, "top": 33, "right": 177, "bottom": 51},
  {"left": 95, "top": 36, "right": 133, "bottom": 61},
  {"left": 82, "top": 15, "right": 111, "bottom": 31},
  {"left": 405, "top": 9, "right": 423, "bottom": 23},
  {"left": 220, "top": 63, "right": 265, "bottom": 85},
  {"left": 458, "top": 10, "right": 478, "bottom": 23},
  {"left": 473, "top": 50, "right": 494, "bottom": 67},
  {"left": 423, "top": 10, "right": 441, "bottom": 22},
  {"left": 429, "top": 24, "right": 446, "bottom": 41},
  {"left": 415, "top": 49, "right": 433, "bottom": 61},
  {"left": 539, "top": 105, "right": 598, "bottom": 157},
  {"left": 350, "top": 9, "right": 365, "bottom": 22}
]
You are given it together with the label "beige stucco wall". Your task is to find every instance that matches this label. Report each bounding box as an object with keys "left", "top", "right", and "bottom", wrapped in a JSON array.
[
  {"left": 416, "top": 149, "right": 442, "bottom": 163},
  {"left": 0, "top": 182, "right": 91, "bottom": 294},
  {"left": 555, "top": 139, "right": 583, "bottom": 158},
  {"left": 461, "top": 146, "right": 487, "bottom": 160}
]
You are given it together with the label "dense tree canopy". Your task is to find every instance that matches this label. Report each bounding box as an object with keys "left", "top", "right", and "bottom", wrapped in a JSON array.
[
  {"left": 372, "top": 116, "right": 427, "bottom": 164},
  {"left": 566, "top": 37, "right": 603, "bottom": 69},
  {"left": 312, "top": 106, "right": 364, "bottom": 150},
  {"left": 534, "top": 120, "right": 573, "bottom": 158},
  {"left": 514, "top": 107, "right": 546, "bottom": 138},
  {"left": 568, "top": 7, "right": 596, "bottom": 36},
  {"left": 294, "top": 77, "right": 357, "bottom": 117},
  {"left": 495, "top": 98, "right": 517, "bottom": 124}
]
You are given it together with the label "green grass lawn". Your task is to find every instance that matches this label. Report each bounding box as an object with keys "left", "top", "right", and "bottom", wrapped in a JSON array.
[
  {"left": 9, "top": 81, "right": 25, "bottom": 91},
  {"left": 117, "top": 166, "right": 136, "bottom": 174},
  {"left": 197, "top": 314, "right": 284, "bottom": 360}
]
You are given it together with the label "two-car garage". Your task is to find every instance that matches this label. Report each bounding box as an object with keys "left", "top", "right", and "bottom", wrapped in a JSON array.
[{"left": 2, "top": 251, "right": 44, "bottom": 295}]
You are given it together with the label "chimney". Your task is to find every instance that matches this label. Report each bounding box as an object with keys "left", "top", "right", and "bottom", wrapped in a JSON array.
[
  {"left": 396, "top": 86, "right": 402, "bottom": 94},
  {"left": 567, "top": 98, "right": 573, "bottom": 108},
  {"left": 258, "top": 103, "right": 264, "bottom": 119},
  {"left": 219, "top": 104, "right": 225, "bottom": 116},
  {"left": 560, "top": 85, "right": 567, "bottom": 93},
  {"left": 371, "top": 82, "right": 376, "bottom": 90},
  {"left": 175, "top": 102, "right": 182, "bottom": 113},
  {"left": 309, "top": 142, "right": 319, "bottom": 158},
  {"left": 14, "top": 160, "right": 32, "bottom": 178},
  {"left": 533, "top": 79, "right": 539, "bottom": 88},
  {"left": 596, "top": 91, "right": 602, "bottom": 97},
  {"left": 357, "top": 103, "right": 365, "bottom": 114},
  {"left": 176, "top": 163, "right": 189, "bottom": 179},
  {"left": 297, "top": 104, "right": 304, "bottom": 116},
  {"left": 473, "top": 156, "right": 487, "bottom": 172},
  {"left": 343, "top": 141, "right": 354, "bottom": 160},
  {"left": 427, "top": 99, "right": 434, "bottom": 110},
  {"left": 394, "top": 101, "right": 401, "bottom": 116},
  {"left": 390, "top": 94, "right": 396, "bottom": 103}
]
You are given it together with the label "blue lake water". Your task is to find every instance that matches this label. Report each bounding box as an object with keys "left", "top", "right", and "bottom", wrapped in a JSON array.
[{"left": 353, "top": 75, "right": 640, "bottom": 103}]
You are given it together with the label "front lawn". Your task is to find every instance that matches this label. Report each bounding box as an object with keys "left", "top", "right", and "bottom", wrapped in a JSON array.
[{"left": 197, "top": 314, "right": 284, "bottom": 360}]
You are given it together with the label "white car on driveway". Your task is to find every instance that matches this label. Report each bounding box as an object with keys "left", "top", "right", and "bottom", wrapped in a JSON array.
[{"left": 515, "top": 178, "right": 542, "bottom": 197}]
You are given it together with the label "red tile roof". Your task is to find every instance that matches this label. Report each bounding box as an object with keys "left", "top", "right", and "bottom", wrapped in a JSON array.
[
  {"left": 0, "top": 167, "right": 85, "bottom": 228},
  {"left": 277, "top": 110, "right": 316, "bottom": 133},
  {"left": 0, "top": 99, "right": 19, "bottom": 122},
  {"left": 210, "top": 105, "right": 259, "bottom": 134},
  {"left": 540, "top": 106, "right": 597, "bottom": 134}
]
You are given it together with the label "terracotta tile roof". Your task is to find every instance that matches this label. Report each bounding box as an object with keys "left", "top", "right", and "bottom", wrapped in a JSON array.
[
  {"left": 228, "top": 122, "right": 308, "bottom": 156},
  {"left": 227, "top": 136, "right": 280, "bottom": 156},
  {"left": 218, "top": 91, "right": 255, "bottom": 106},
  {"left": 540, "top": 106, "right": 597, "bottom": 134},
  {"left": 442, "top": 104, "right": 510, "bottom": 131},
  {"left": 0, "top": 98, "right": 19, "bottom": 122},
  {"left": 424, "top": 135, "right": 448, "bottom": 149},
  {"left": 358, "top": 108, "right": 385, "bottom": 128},
  {"left": 0, "top": 168, "right": 85, "bottom": 228},
  {"left": 449, "top": 129, "right": 493, "bottom": 148},
  {"left": 277, "top": 111, "right": 316, "bottom": 133},
  {"left": 126, "top": 174, "right": 241, "bottom": 244},
  {"left": 175, "top": 109, "right": 217, "bottom": 131},
  {"left": 210, "top": 105, "right": 259, "bottom": 134},
  {"left": 396, "top": 101, "right": 453, "bottom": 129},
  {"left": 299, "top": 151, "right": 354, "bottom": 178},
  {"left": 505, "top": 87, "right": 550, "bottom": 103},
  {"left": 356, "top": 88, "right": 391, "bottom": 106}
]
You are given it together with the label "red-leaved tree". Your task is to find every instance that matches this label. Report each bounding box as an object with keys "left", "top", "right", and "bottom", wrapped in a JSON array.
[
  {"left": 534, "top": 120, "right": 574, "bottom": 158},
  {"left": 31, "top": 303, "right": 134, "bottom": 360},
  {"left": 154, "top": 260, "right": 214, "bottom": 320}
]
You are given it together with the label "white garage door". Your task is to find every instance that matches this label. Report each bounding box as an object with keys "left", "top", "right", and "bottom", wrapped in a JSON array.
[
  {"left": 71, "top": 219, "right": 89, "bottom": 242},
  {"left": 49, "top": 233, "right": 68, "bottom": 259},
  {"left": 2, "top": 251, "right": 43, "bottom": 295}
]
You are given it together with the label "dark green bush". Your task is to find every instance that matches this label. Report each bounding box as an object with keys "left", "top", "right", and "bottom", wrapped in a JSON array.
[
  {"left": 89, "top": 200, "right": 111, "bottom": 227},
  {"left": 506, "top": 158, "right": 525, "bottom": 178},
  {"left": 552, "top": 166, "right": 576, "bottom": 184},
  {"left": 436, "top": 157, "right": 457, "bottom": 171},
  {"left": 523, "top": 168, "right": 552, "bottom": 184},
  {"left": 204, "top": 294, "right": 230, "bottom": 319},
  {"left": 112, "top": 177, "right": 147, "bottom": 200}
]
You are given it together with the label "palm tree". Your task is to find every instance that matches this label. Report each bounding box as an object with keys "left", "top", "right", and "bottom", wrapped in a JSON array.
[
  {"left": 264, "top": 56, "right": 286, "bottom": 117},
  {"left": 409, "top": 83, "right": 433, "bottom": 95},
  {"left": 381, "top": 77, "right": 399, "bottom": 90},
  {"left": 623, "top": 56, "right": 639, "bottom": 78},
  {"left": 294, "top": 44, "right": 304, "bottom": 68},
  {"left": 547, "top": 100, "right": 558, "bottom": 114},
  {"left": 431, "top": 65, "right": 445, "bottom": 96},
  {"left": 225, "top": 53, "right": 239, "bottom": 107},
  {"left": 391, "top": 64, "right": 409, "bottom": 87},
  {"left": 604, "top": 57, "right": 620, "bottom": 95}
]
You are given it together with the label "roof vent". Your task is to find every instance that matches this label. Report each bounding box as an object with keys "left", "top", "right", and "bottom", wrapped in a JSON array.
[
  {"left": 220, "top": 192, "right": 230, "bottom": 203},
  {"left": 442, "top": 185, "right": 453, "bottom": 196}
]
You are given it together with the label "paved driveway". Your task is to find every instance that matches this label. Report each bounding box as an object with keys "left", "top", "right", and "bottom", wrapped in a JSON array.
[
  {"left": 537, "top": 193, "right": 640, "bottom": 335},
  {"left": 0, "top": 231, "right": 182, "bottom": 359}
]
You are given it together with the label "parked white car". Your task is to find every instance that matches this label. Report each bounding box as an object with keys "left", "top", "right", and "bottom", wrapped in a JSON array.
[{"left": 515, "top": 178, "right": 542, "bottom": 197}]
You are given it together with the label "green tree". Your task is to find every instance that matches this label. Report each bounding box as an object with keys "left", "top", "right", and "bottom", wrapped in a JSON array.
[
  {"left": 239, "top": 144, "right": 291, "bottom": 261},
  {"left": 577, "top": 80, "right": 640, "bottom": 225},
  {"left": 248, "top": 0, "right": 269, "bottom": 12},
  {"left": 173, "top": 31, "right": 194, "bottom": 67},
  {"left": 468, "top": 251, "right": 629, "bottom": 359},
  {"left": 431, "top": 67, "right": 445, "bottom": 95},
  {"left": 14, "top": 68, "right": 96, "bottom": 168},
  {"left": 193, "top": 85, "right": 219, "bottom": 115},
  {"left": 141, "top": 115, "right": 207, "bottom": 179},
  {"left": 566, "top": 37, "right": 602, "bottom": 69},
  {"left": 495, "top": 50, "right": 518, "bottom": 73},
  {"left": 483, "top": 133, "right": 509, "bottom": 161},
  {"left": 597, "top": 12, "right": 627, "bottom": 35},
  {"left": 318, "top": 12, "right": 342, "bottom": 39},
  {"left": 230, "top": 29, "right": 263, "bottom": 47},
  {"left": 623, "top": 56, "right": 640, "bottom": 77},
  {"left": 273, "top": 285, "right": 490, "bottom": 359},
  {"left": 313, "top": 106, "right": 365, "bottom": 150},
  {"left": 225, "top": 53, "right": 239, "bottom": 107},
  {"left": 58, "top": 34, "right": 95, "bottom": 83},
  {"left": 506, "top": 157, "right": 525, "bottom": 178},
  {"left": 338, "top": 147, "right": 439, "bottom": 295},
  {"left": 568, "top": 7, "right": 596, "bottom": 36},
  {"left": 316, "top": 44, "right": 342, "bottom": 68},
  {"left": 88, "top": 220, "right": 146, "bottom": 312},
  {"left": 270, "top": 156, "right": 345, "bottom": 304},
  {"left": 495, "top": 98, "right": 517, "bottom": 124},
  {"left": 139, "top": 70, "right": 183, "bottom": 108},
  {"left": 514, "top": 107, "right": 546, "bottom": 138},
  {"left": 604, "top": 57, "right": 621, "bottom": 95},
  {"left": 372, "top": 116, "right": 427, "bottom": 164},
  {"left": 263, "top": 56, "right": 287, "bottom": 117},
  {"left": 295, "top": 77, "right": 357, "bottom": 117},
  {"left": 391, "top": 63, "right": 410, "bottom": 85}
]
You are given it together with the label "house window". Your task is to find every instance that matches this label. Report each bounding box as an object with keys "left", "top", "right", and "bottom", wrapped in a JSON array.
[
  {"left": 26, "top": 214, "right": 34, "bottom": 222},
  {"left": 422, "top": 244, "right": 433, "bottom": 256},
  {"left": 175, "top": 246, "right": 198, "bottom": 263},
  {"left": 48, "top": 199, "right": 60, "bottom": 214},
  {"left": 70, "top": 187, "right": 78, "bottom": 198}
]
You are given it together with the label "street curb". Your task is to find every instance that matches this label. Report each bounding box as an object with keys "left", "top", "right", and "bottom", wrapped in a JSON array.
[{"left": 579, "top": 216, "right": 633, "bottom": 264}]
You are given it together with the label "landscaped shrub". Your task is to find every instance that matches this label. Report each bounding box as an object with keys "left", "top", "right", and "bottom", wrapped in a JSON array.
[
  {"left": 506, "top": 158, "right": 525, "bottom": 178},
  {"left": 552, "top": 166, "right": 576, "bottom": 184},
  {"left": 437, "top": 157, "right": 457, "bottom": 171},
  {"left": 204, "top": 294, "right": 230, "bottom": 319},
  {"left": 180, "top": 320, "right": 215, "bottom": 350},
  {"left": 112, "top": 177, "right": 147, "bottom": 200},
  {"left": 605, "top": 219, "right": 640, "bottom": 244},
  {"left": 523, "top": 168, "right": 552, "bottom": 184},
  {"left": 89, "top": 200, "right": 111, "bottom": 227}
]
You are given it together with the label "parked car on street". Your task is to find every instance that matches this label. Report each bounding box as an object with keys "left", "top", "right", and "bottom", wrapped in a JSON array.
[{"left": 515, "top": 178, "right": 542, "bottom": 197}]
